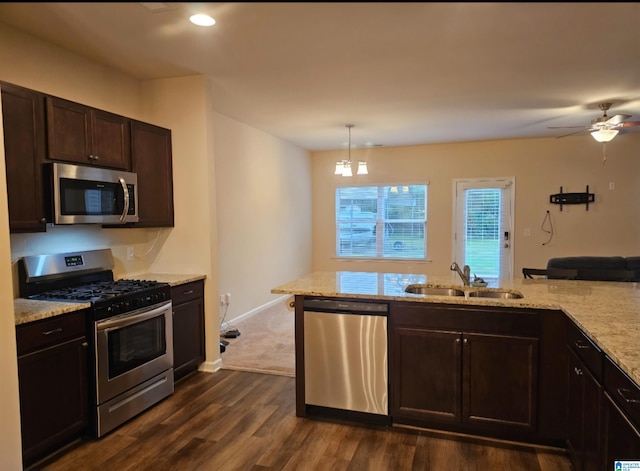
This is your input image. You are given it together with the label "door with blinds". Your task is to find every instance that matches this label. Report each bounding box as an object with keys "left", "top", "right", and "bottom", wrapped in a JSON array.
[{"left": 453, "top": 178, "right": 514, "bottom": 281}]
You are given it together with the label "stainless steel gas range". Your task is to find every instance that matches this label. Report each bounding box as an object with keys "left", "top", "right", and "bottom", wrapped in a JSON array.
[{"left": 18, "top": 248, "right": 174, "bottom": 438}]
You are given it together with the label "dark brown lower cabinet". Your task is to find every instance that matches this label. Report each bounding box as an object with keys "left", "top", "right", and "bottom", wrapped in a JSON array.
[
  {"left": 16, "top": 311, "right": 88, "bottom": 468},
  {"left": 172, "top": 280, "right": 205, "bottom": 381},
  {"left": 602, "top": 393, "right": 640, "bottom": 468},
  {"left": 391, "top": 303, "right": 539, "bottom": 438},
  {"left": 566, "top": 349, "right": 601, "bottom": 471},
  {"left": 601, "top": 356, "right": 640, "bottom": 469}
]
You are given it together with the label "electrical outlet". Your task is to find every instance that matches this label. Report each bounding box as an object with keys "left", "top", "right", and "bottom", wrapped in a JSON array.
[
  {"left": 225, "top": 293, "right": 231, "bottom": 304},
  {"left": 609, "top": 182, "right": 615, "bottom": 190},
  {"left": 524, "top": 227, "right": 531, "bottom": 237},
  {"left": 126, "top": 246, "right": 134, "bottom": 260},
  {"left": 220, "top": 295, "right": 226, "bottom": 305}
]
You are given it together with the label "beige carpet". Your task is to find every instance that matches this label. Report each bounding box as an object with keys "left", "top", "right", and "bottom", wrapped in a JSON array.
[{"left": 220, "top": 297, "right": 295, "bottom": 377}]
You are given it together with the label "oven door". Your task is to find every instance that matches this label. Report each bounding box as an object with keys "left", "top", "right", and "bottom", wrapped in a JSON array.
[{"left": 95, "top": 301, "right": 173, "bottom": 404}]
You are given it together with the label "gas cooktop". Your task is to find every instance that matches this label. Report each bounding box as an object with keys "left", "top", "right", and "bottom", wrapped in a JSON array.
[
  {"left": 30, "top": 279, "right": 167, "bottom": 303},
  {"left": 19, "top": 249, "right": 172, "bottom": 320}
]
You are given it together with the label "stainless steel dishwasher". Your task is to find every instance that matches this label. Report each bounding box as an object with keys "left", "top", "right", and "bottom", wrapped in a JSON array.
[{"left": 303, "top": 298, "right": 388, "bottom": 417}]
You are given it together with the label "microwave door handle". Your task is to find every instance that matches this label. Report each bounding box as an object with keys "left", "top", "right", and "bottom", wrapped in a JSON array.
[{"left": 119, "top": 177, "right": 129, "bottom": 222}]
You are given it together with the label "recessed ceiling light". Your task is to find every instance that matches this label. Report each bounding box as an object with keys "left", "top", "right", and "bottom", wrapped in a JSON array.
[{"left": 189, "top": 13, "right": 216, "bottom": 27}]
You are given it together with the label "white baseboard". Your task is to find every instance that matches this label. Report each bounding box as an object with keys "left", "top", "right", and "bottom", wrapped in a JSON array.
[
  {"left": 199, "top": 359, "right": 221, "bottom": 373},
  {"left": 226, "top": 294, "right": 292, "bottom": 325}
]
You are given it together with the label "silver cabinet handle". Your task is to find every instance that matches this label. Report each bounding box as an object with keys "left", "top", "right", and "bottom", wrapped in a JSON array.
[
  {"left": 617, "top": 387, "right": 640, "bottom": 404},
  {"left": 182, "top": 290, "right": 194, "bottom": 295},
  {"left": 574, "top": 339, "right": 590, "bottom": 350},
  {"left": 42, "top": 328, "right": 63, "bottom": 336}
]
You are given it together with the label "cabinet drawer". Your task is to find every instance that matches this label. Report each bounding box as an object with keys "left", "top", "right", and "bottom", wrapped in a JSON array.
[
  {"left": 391, "top": 302, "right": 539, "bottom": 337},
  {"left": 16, "top": 311, "right": 86, "bottom": 356},
  {"left": 567, "top": 320, "right": 602, "bottom": 380},
  {"left": 604, "top": 356, "right": 640, "bottom": 428},
  {"left": 171, "top": 280, "right": 204, "bottom": 306}
]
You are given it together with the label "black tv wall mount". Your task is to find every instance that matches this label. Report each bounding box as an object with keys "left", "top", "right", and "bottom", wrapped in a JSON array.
[{"left": 549, "top": 185, "right": 594, "bottom": 211}]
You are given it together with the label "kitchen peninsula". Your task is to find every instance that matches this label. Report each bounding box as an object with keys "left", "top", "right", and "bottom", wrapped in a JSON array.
[{"left": 272, "top": 271, "right": 640, "bottom": 467}]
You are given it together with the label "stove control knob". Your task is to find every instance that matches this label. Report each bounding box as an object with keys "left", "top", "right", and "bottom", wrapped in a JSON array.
[{"left": 111, "top": 303, "right": 120, "bottom": 314}]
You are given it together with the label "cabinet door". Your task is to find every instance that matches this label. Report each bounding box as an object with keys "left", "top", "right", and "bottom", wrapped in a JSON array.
[
  {"left": 131, "top": 120, "right": 174, "bottom": 227},
  {"left": 567, "top": 349, "right": 586, "bottom": 469},
  {"left": 567, "top": 348, "right": 602, "bottom": 471},
  {"left": 46, "top": 96, "right": 131, "bottom": 169},
  {"left": 90, "top": 108, "right": 131, "bottom": 169},
  {"left": 582, "top": 362, "right": 602, "bottom": 471},
  {"left": 391, "top": 327, "right": 462, "bottom": 424},
  {"left": 602, "top": 393, "right": 640, "bottom": 469},
  {"left": 1, "top": 83, "right": 48, "bottom": 232},
  {"left": 173, "top": 297, "right": 205, "bottom": 381},
  {"left": 45, "top": 96, "right": 92, "bottom": 165},
  {"left": 18, "top": 337, "right": 88, "bottom": 467},
  {"left": 462, "top": 332, "right": 538, "bottom": 433}
]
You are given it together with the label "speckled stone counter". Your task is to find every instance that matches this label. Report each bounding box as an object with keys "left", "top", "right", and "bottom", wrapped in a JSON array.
[
  {"left": 122, "top": 273, "right": 206, "bottom": 287},
  {"left": 14, "top": 299, "right": 91, "bottom": 326},
  {"left": 272, "top": 271, "right": 640, "bottom": 386},
  {"left": 14, "top": 273, "right": 206, "bottom": 325}
]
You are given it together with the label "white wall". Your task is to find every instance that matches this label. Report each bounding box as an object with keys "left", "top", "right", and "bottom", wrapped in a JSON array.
[
  {"left": 138, "top": 75, "right": 219, "bottom": 367},
  {"left": 0, "top": 85, "right": 23, "bottom": 471},
  {"left": 214, "top": 112, "right": 313, "bottom": 323},
  {"left": 312, "top": 134, "right": 640, "bottom": 277}
]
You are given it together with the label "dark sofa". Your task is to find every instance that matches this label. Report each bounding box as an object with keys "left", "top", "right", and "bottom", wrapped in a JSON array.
[{"left": 545, "top": 256, "right": 640, "bottom": 282}]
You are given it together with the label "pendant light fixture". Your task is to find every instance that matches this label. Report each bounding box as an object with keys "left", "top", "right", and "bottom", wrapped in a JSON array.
[{"left": 334, "top": 124, "right": 368, "bottom": 176}]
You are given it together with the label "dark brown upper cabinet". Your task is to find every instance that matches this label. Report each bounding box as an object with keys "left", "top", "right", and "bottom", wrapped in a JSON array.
[
  {"left": 46, "top": 96, "right": 131, "bottom": 170},
  {"left": 1, "top": 82, "right": 48, "bottom": 232},
  {"left": 130, "top": 119, "right": 174, "bottom": 227}
]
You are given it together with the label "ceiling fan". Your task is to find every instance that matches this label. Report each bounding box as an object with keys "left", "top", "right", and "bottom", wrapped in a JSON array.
[{"left": 549, "top": 103, "right": 640, "bottom": 142}]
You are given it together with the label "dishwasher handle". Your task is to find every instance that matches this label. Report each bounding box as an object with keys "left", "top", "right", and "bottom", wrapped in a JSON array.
[{"left": 302, "top": 298, "right": 388, "bottom": 314}]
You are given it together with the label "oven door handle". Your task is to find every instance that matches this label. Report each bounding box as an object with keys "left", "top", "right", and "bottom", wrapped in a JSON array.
[
  {"left": 119, "top": 176, "right": 129, "bottom": 222},
  {"left": 97, "top": 302, "right": 171, "bottom": 331}
]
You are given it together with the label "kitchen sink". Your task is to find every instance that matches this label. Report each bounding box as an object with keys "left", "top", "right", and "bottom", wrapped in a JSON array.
[
  {"left": 404, "top": 285, "right": 466, "bottom": 296},
  {"left": 466, "top": 290, "right": 524, "bottom": 299}
]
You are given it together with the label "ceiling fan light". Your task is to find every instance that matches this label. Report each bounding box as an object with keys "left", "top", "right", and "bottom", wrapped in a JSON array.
[
  {"left": 189, "top": 14, "right": 216, "bottom": 26},
  {"left": 357, "top": 161, "right": 368, "bottom": 175},
  {"left": 591, "top": 128, "right": 618, "bottom": 143}
]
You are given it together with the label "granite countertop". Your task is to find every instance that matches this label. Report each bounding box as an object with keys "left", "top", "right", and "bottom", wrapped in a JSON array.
[
  {"left": 14, "top": 273, "right": 206, "bottom": 326},
  {"left": 122, "top": 272, "right": 206, "bottom": 287},
  {"left": 272, "top": 271, "right": 640, "bottom": 386},
  {"left": 14, "top": 299, "right": 92, "bottom": 326}
]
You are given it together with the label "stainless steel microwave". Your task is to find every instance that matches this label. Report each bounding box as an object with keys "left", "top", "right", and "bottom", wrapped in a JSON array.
[{"left": 48, "top": 162, "right": 139, "bottom": 224}]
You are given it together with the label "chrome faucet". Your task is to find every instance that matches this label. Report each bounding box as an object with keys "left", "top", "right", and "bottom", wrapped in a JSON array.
[{"left": 450, "top": 262, "right": 471, "bottom": 286}]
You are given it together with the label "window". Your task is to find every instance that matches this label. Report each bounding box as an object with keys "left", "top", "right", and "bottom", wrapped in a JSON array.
[{"left": 336, "top": 185, "right": 427, "bottom": 259}]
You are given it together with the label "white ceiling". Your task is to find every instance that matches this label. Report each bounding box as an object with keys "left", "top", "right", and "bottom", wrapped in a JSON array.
[{"left": 1, "top": 2, "right": 639, "bottom": 151}]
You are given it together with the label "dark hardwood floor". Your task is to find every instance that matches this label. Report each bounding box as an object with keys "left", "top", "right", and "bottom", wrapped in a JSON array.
[{"left": 34, "top": 370, "right": 572, "bottom": 470}]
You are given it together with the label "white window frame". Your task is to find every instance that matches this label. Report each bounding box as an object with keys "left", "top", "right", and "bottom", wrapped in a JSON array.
[{"left": 335, "top": 184, "right": 428, "bottom": 260}]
